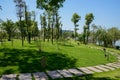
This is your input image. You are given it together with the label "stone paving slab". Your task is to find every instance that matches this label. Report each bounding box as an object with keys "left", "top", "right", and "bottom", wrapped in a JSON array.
[
  {"left": 78, "top": 67, "right": 94, "bottom": 74},
  {"left": 68, "top": 68, "right": 84, "bottom": 76},
  {"left": 0, "top": 74, "right": 16, "bottom": 80},
  {"left": 117, "top": 57, "right": 120, "bottom": 59},
  {"left": 99, "top": 65, "right": 115, "bottom": 70},
  {"left": 47, "top": 71, "right": 63, "bottom": 79},
  {"left": 19, "top": 73, "right": 32, "bottom": 80},
  {"left": 113, "top": 62, "right": 120, "bottom": 64},
  {"left": 114, "top": 62, "right": 120, "bottom": 64},
  {"left": 33, "top": 72, "right": 48, "bottom": 80},
  {"left": 57, "top": 70, "right": 73, "bottom": 78},
  {"left": 94, "top": 66, "right": 109, "bottom": 71},
  {"left": 86, "top": 67, "right": 103, "bottom": 73},
  {"left": 106, "top": 63, "right": 120, "bottom": 68},
  {"left": 110, "top": 63, "right": 120, "bottom": 68},
  {"left": 114, "top": 63, "right": 120, "bottom": 66}
]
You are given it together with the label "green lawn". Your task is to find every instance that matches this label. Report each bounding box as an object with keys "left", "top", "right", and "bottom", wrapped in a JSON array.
[{"left": 0, "top": 39, "right": 118, "bottom": 75}]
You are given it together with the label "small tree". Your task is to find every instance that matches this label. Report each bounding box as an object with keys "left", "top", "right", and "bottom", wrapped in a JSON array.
[
  {"left": 37, "top": 0, "right": 66, "bottom": 44},
  {"left": 91, "top": 24, "right": 97, "bottom": 43},
  {"left": 71, "top": 13, "right": 81, "bottom": 41},
  {"left": 85, "top": 13, "right": 94, "bottom": 44},
  {"left": 108, "top": 27, "right": 120, "bottom": 47},
  {"left": 14, "top": 0, "right": 25, "bottom": 46},
  {"left": 2, "top": 19, "right": 16, "bottom": 41}
]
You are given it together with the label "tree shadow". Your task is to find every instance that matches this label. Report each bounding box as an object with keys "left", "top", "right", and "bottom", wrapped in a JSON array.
[{"left": 0, "top": 48, "right": 77, "bottom": 74}]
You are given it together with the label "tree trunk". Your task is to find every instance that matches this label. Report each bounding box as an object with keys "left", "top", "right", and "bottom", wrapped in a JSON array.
[
  {"left": 51, "top": 15, "right": 54, "bottom": 44},
  {"left": 74, "top": 26, "right": 76, "bottom": 42},
  {"left": 43, "top": 28, "right": 45, "bottom": 42},
  {"left": 47, "top": 18, "right": 50, "bottom": 42},
  {"left": 28, "top": 32, "right": 31, "bottom": 44},
  {"left": 8, "top": 34, "right": 11, "bottom": 41},
  {"left": 20, "top": 17, "right": 24, "bottom": 46},
  {"left": 83, "top": 28, "right": 86, "bottom": 44},
  {"left": 86, "top": 25, "right": 90, "bottom": 44}
]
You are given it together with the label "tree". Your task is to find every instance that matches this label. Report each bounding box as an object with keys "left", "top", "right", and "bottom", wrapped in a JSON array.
[
  {"left": 46, "top": 11, "right": 52, "bottom": 42},
  {"left": 31, "top": 22, "right": 39, "bottom": 40},
  {"left": 14, "top": 0, "right": 25, "bottom": 46},
  {"left": 85, "top": 13, "right": 94, "bottom": 44},
  {"left": 37, "top": 0, "right": 66, "bottom": 44},
  {"left": 24, "top": 3, "right": 35, "bottom": 44},
  {"left": 55, "top": 12, "right": 61, "bottom": 41},
  {"left": 71, "top": 13, "right": 81, "bottom": 41},
  {"left": 108, "top": 27, "right": 120, "bottom": 47},
  {"left": 41, "top": 13, "right": 47, "bottom": 42},
  {"left": 83, "top": 25, "right": 87, "bottom": 44},
  {"left": 95, "top": 26, "right": 111, "bottom": 47},
  {"left": 91, "top": 24, "right": 97, "bottom": 43},
  {"left": 16, "top": 20, "right": 27, "bottom": 39},
  {"left": 25, "top": 11, "right": 32, "bottom": 44},
  {"left": 36, "top": 0, "right": 65, "bottom": 10},
  {"left": 31, "top": 11, "right": 39, "bottom": 40},
  {"left": 2, "top": 19, "right": 16, "bottom": 41}
]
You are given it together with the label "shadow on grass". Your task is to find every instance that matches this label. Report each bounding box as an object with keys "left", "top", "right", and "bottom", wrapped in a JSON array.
[
  {"left": 0, "top": 48, "right": 77, "bottom": 74},
  {"left": 51, "top": 74, "right": 117, "bottom": 80}
]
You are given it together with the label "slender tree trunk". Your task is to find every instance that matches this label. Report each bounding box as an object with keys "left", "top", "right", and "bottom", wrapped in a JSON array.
[
  {"left": 55, "top": 13, "right": 60, "bottom": 41},
  {"left": 51, "top": 15, "right": 54, "bottom": 44},
  {"left": 8, "top": 34, "right": 11, "bottom": 41},
  {"left": 47, "top": 18, "right": 51, "bottom": 42},
  {"left": 43, "top": 28, "right": 45, "bottom": 42},
  {"left": 74, "top": 25, "right": 76, "bottom": 42},
  {"left": 86, "top": 25, "right": 89, "bottom": 44},
  {"left": 113, "top": 40, "right": 116, "bottom": 47},
  {"left": 92, "top": 29, "right": 95, "bottom": 43},
  {"left": 20, "top": 17, "right": 24, "bottom": 46},
  {"left": 28, "top": 32, "right": 31, "bottom": 44},
  {"left": 51, "top": 25, "right": 54, "bottom": 44},
  {"left": 83, "top": 27, "right": 86, "bottom": 44}
]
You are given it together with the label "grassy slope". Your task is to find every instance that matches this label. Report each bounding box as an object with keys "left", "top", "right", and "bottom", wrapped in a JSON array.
[
  {"left": 0, "top": 39, "right": 117, "bottom": 75},
  {"left": 43, "top": 41, "right": 117, "bottom": 67}
]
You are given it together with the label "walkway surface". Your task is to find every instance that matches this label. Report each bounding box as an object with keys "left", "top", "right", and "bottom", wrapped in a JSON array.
[{"left": 0, "top": 48, "right": 120, "bottom": 80}]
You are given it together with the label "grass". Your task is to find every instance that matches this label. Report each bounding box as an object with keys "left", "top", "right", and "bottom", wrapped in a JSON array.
[
  {"left": 94, "top": 69, "right": 120, "bottom": 80},
  {"left": 0, "top": 39, "right": 118, "bottom": 75}
]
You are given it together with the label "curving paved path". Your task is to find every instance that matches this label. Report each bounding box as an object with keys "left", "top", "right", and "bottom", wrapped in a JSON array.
[{"left": 1, "top": 48, "right": 120, "bottom": 80}]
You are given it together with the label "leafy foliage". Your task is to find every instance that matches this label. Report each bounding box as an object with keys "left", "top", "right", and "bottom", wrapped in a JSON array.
[
  {"left": 2, "top": 19, "right": 16, "bottom": 41},
  {"left": 71, "top": 13, "right": 81, "bottom": 41}
]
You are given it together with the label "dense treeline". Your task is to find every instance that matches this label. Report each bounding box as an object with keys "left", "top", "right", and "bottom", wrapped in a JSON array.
[{"left": 79, "top": 25, "right": 120, "bottom": 47}]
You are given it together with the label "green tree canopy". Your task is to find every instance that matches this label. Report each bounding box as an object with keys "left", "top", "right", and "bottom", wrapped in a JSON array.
[
  {"left": 71, "top": 13, "right": 81, "bottom": 26},
  {"left": 36, "top": 0, "right": 65, "bottom": 10},
  {"left": 2, "top": 19, "right": 16, "bottom": 41},
  {"left": 108, "top": 27, "right": 120, "bottom": 46},
  {"left": 85, "top": 13, "right": 94, "bottom": 26}
]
